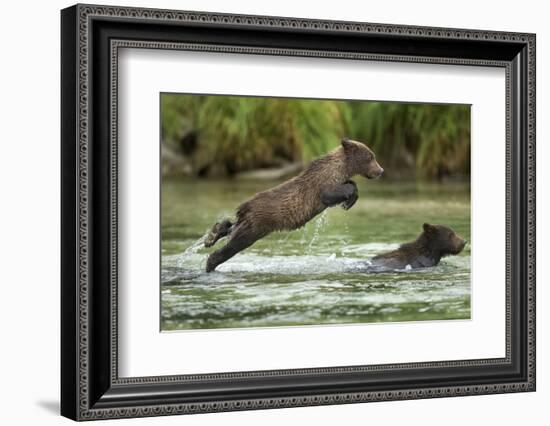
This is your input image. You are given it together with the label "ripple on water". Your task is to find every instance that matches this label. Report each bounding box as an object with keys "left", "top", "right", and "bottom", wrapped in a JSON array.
[
  {"left": 161, "top": 243, "right": 471, "bottom": 330},
  {"left": 160, "top": 180, "right": 471, "bottom": 330}
]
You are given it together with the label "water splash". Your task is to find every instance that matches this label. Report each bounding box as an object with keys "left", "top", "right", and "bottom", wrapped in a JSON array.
[
  {"left": 340, "top": 216, "right": 350, "bottom": 247},
  {"left": 162, "top": 239, "right": 471, "bottom": 330},
  {"left": 175, "top": 231, "right": 208, "bottom": 269},
  {"left": 162, "top": 253, "right": 471, "bottom": 330},
  {"left": 306, "top": 211, "right": 329, "bottom": 254}
]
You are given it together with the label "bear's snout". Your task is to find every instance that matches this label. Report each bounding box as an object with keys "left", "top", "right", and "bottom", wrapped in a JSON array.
[
  {"left": 365, "top": 162, "right": 384, "bottom": 179},
  {"left": 453, "top": 236, "right": 467, "bottom": 254}
]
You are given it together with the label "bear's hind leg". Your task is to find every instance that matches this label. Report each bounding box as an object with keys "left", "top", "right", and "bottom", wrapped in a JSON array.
[
  {"left": 206, "top": 225, "right": 262, "bottom": 272},
  {"left": 204, "top": 219, "right": 234, "bottom": 248}
]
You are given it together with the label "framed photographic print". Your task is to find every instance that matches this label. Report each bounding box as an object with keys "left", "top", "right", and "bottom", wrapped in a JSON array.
[{"left": 61, "top": 3, "right": 536, "bottom": 421}]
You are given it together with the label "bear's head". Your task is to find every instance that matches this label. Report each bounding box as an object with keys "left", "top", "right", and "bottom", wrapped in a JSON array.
[
  {"left": 422, "top": 223, "right": 467, "bottom": 257},
  {"left": 341, "top": 138, "right": 384, "bottom": 179}
]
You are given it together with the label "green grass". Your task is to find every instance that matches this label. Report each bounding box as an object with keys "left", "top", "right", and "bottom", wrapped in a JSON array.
[{"left": 161, "top": 94, "right": 470, "bottom": 180}]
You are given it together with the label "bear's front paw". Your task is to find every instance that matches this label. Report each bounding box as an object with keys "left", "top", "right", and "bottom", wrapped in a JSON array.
[
  {"left": 341, "top": 193, "right": 358, "bottom": 210},
  {"left": 341, "top": 182, "right": 358, "bottom": 210}
]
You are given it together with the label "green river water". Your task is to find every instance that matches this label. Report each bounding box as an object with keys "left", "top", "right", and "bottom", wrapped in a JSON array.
[{"left": 161, "top": 179, "right": 471, "bottom": 331}]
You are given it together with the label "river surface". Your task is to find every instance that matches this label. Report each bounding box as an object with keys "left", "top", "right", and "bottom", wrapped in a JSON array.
[{"left": 161, "top": 179, "right": 471, "bottom": 330}]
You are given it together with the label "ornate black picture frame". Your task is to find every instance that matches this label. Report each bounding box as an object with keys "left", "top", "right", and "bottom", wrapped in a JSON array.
[{"left": 61, "top": 3, "right": 536, "bottom": 421}]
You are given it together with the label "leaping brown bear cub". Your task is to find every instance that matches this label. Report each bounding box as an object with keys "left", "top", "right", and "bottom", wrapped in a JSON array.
[
  {"left": 371, "top": 223, "right": 467, "bottom": 270},
  {"left": 204, "top": 138, "right": 384, "bottom": 272}
]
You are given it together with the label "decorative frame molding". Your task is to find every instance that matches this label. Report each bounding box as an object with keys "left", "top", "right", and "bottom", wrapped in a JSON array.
[{"left": 61, "top": 3, "right": 535, "bottom": 421}]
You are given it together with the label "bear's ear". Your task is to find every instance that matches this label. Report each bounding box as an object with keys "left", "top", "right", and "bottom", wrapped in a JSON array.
[
  {"left": 423, "top": 223, "right": 436, "bottom": 233},
  {"left": 341, "top": 137, "right": 354, "bottom": 151}
]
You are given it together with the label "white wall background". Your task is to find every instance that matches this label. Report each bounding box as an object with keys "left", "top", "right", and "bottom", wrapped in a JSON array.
[{"left": 0, "top": 0, "right": 546, "bottom": 424}]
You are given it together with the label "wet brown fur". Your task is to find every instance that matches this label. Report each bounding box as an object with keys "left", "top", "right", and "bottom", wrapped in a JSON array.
[
  {"left": 372, "top": 223, "right": 467, "bottom": 269},
  {"left": 206, "top": 139, "right": 383, "bottom": 271}
]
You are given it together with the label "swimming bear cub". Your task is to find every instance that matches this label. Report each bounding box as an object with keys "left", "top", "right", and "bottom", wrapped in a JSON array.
[
  {"left": 371, "top": 223, "right": 466, "bottom": 270},
  {"left": 204, "top": 138, "right": 384, "bottom": 272}
]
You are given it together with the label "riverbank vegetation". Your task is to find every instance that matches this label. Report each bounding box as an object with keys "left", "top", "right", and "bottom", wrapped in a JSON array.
[{"left": 161, "top": 94, "right": 470, "bottom": 181}]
